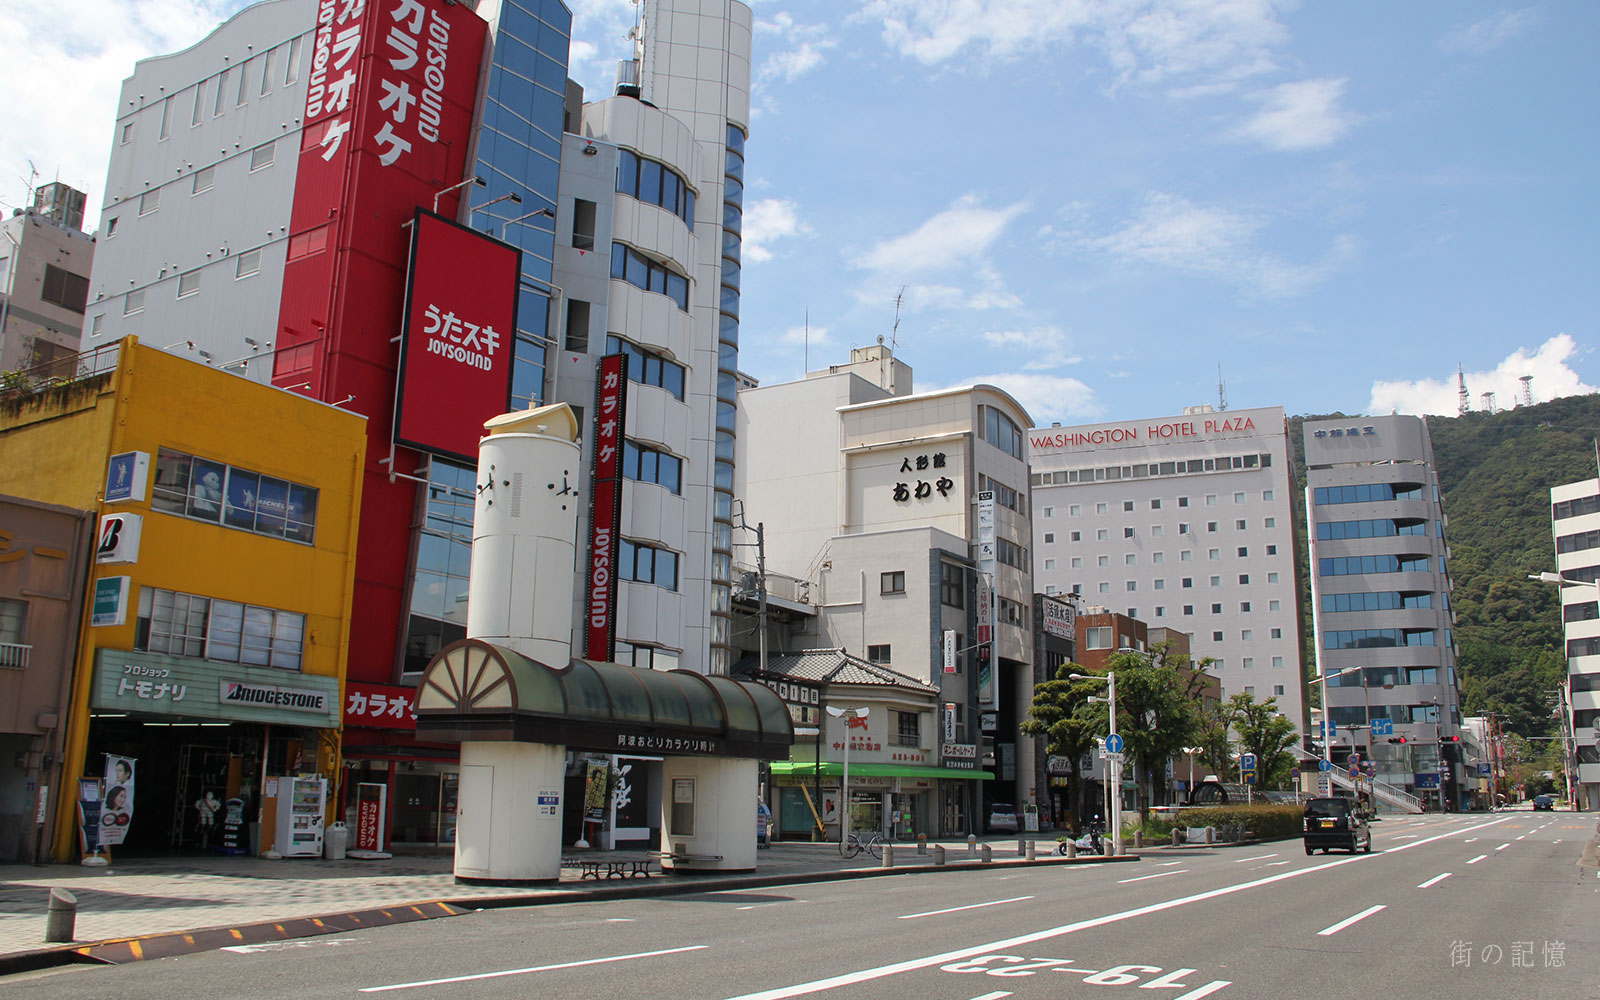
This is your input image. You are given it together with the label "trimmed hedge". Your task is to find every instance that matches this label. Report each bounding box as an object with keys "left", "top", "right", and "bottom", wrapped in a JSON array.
[{"left": 1138, "top": 804, "right": 1304, "bottom": 842}]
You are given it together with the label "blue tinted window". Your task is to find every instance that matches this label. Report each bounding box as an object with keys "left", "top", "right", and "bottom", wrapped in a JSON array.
[
  {"left": 719, "top": 285, "right": 739, "bottom": 317},
  {"left": 723, "top": 174, "right": 743, "bottom": 207},
  {"left": 661, "top": 361, "right": 684, "bottom": 399},
  {"left": 724, "top": 148, "right": 743, "bottom": 182},
  {"left": 721, "top": 258, "right": 740, "bottom": 290},
  {"left": 718, "top": 314, "right": 739, "bottom": 347},
  {"left": 722, "top": 202, "right": 740, "bottom": 234},
  {"left": 667, "top": 273, "right": 688, "bottom": 310},
  {"left": 726, "top": 123, "right": 745, "bottom": 155},
  {"left": 640, "top": 160, "right": 662, "bottom": 205},
  {"left": 611, "top": 242, "right": 627, "bottom": 278},
  {"left": 617, "top": 150, "right": 638, "bottom": 196},
  {"left": 683, "top": 189, "right": 695, "bottom": 224}
]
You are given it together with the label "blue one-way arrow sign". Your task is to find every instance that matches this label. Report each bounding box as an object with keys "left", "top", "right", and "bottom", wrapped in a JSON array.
[{"left": 1104, "top": 733, "right": 1124, "bottom": 754}]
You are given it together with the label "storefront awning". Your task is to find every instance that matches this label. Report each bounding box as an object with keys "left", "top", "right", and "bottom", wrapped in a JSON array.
[
  {"left": 414, "top": 638, "right": 794, "bottom": 760},
  {"left": 771, "top": 761, "right": 993, "bottom": 780}
]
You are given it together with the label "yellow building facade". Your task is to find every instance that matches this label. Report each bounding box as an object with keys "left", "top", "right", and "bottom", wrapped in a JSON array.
[{"left": 0, "top": 338, "right": 365, "bottom": 860}]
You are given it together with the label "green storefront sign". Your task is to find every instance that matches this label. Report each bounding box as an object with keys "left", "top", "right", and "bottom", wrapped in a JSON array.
[{"left": 92, "top": 649, "right": 340, "bottom": 727}]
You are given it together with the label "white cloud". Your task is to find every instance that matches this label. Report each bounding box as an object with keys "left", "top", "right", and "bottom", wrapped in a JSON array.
[
  {"left": 861, "top": 0, "right": 1287, "bottom": 90},
  {"left": 854, "top": 195, "right": 1026, "bottom": 276},
  {"left": 758, "top": 41, "right": 834, "bottom": 86},
  {"left": 1367, "top": 334, "right": 1597, "bottom": 416},
  {"left": 1440, "top": 8, "right": 1540, "bottom": 55},
  {"left": 0, "top": 1, "right": 236, "bottom": 228},
  {"left": 1081, "top": 192, "right": 1356, "bottom": 298},
  {"left": 1234, "top": 78, "right": 1360, "bottom": 151},
  {"left": 775, "top": 323, "right": 831, "bottom": 351},
  {"left": 936, "top": 371, "right": 1102, "bottom": 425},
  {"left": 742, "top": 197, "right": 810, "bottom": 263}
]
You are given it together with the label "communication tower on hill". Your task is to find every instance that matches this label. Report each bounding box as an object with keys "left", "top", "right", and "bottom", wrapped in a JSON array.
[
  {"left": 1457, "top": 365, "right": 1469, "bottom": 416},
  {"left": 1519, "top": 375, "right": 1534, "bottom": 407}
]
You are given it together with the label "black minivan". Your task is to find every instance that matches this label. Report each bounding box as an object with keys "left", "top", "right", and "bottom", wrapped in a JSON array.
[{"left": 1303, "top": 797, "right": 1372, "bottom": 855}]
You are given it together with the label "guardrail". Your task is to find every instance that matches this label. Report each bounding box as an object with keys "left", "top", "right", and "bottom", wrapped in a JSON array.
[{"left": 0, "top": 642, "right": 31, "bottom": 670}]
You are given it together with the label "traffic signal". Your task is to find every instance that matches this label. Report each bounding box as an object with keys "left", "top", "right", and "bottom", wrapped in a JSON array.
[
  {"left": 1440, "top": 735, "right": 1461, "bottom": 742},
  {"left": 1386, "top": 736, "right": 1408, "bottom": 744}
]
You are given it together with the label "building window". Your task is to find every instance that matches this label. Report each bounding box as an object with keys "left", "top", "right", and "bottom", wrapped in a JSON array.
[
  {"left": 980, "top": 405, "right": 1024, "bottom": 460},
  {"left": 1273, "top": 656, "right": 1284, "bottom": 668},
  {"left": 1179, "top": 523, "right": 1190, "bottom": 534},
  {"left": 1209, "top": 575, "right": 1221, "bottom": 587},
  {"left": 1124, "top": 527, "right": 1135, "bottom": 538},
  {"left": 610, "top": 242, "right": 689, "bottom": 311},
  {"left": 214, "top": 69, "right": 229, "bottom": 115},
  {"left": 1151, "top": 525, "right": 1163, "bottom": 538},
  {"left": 1269, "top": 600, "right": 1281, "bottom": 611},
  {"left": 177, "top": 270, "right": 201, "bottom": 298},
  {"left": 1096, "top": 529, "right": 1108, "bottom": 541},
  {"left": 1070, "top": 531, "right": 1081, "bottom": 542},
  {"left": 121, "top": 121, "right": 134, "bottom": 144},
  {"left": 123, "top": 290, "right": 145, "bottom": 315},
  {"left": 1125, "top": 554, "right": 1137, "bottom": 565},
  {"left": 1096, "top": 502, "right": 1108, "bottom": 515},
  {"left": 1084, "top": 626, "right": 1111, "bottom": 649},
  {"left": 159, "top": 95, "right": 174, "bottom": 139},
  {"left": 1240, "top": 602, "right": 1252, "bottom": 612},
  {"left": 193, "top": 166, "right": 215, "bottom": 194},
  {"left": 892, "top": 710, "right": 920, "bottom": 746},
  {"left": 1043, "top": 506, "right": 1054, "bottom": 518},
  {"left": 1206, "top": 495, "right": 1217, "bottom": 506},
  {"left": 250, "top": 142, "right": 275, "bottom": 171},
  {"left": 285, "top": 35, "right": 304, "bottom": 85},
  {"left": 90, "top": 314, "right": 104, "bottom": 338},
  {"left": 1044, "top": 533, "right": 1055, "bottom": 544},
  {"left": 235, "top": 250, "right": 261, "bottom": 279},
  {"left": 1183, "top": 605, "right": 1193, "bottom": 615},
  {"left": 881, "top": 571, "right": 905, "bottom": 595},
  {"left": 1241, "top": 629, "right": 1253, "bottom": 641},
  {"left": 1099, "top": 582, "right": 1110, "bottom": 593},
  {"left": 1098, "top": 556, "right": 1109, "bottom": 567},
  {"left": 1208, "top": 549, "right": 1219, "bottom": 560},
  {"left": 1070, "top": 557, "right": 1081, "bottom": 568},
  {"left": 619, "top": 539, "right": 679, "bottom": 591},
  {"left": 622, "top": 440, "right": 682, "bottom": 494},
  {"left": 868, "top": 644, "right": 892, "bottom": 663},
  {"left": 940, "top": 562, "right": 965, "bottom": 608},
  {"left": 151, "top": 447, "right": 319, "bottom": 542},
  {"left": 1154, "top": 579, "right": 1165, "bottom": 590},
  {"left": 605, "top": 336, "right": 687, "bottom": 400},
  {"left": 1152, "top": 552, "right": 1165, "bottom": 565},
  {"left": 1237, "top": 547, "right": 1249, "bottom": 557},
  {"left": 41, "top": 265, "right": 89, "bottom": 313},
  {"left": 1127, "top": 581, "right": 1137, "bottom": 592},
  {"left": 1271, "top": 628, "right": 1282, "bottom": 638},
  {"left": 1273, "top": 684, "right": 1284, "bottom": 696},
  {"left": 565, "top": 299, "right": 591, "bottom": 352},
  {"left": 1238, "top": 574, "right": 1249, "bottom": 584},
  {"left": 1180, "top": 550, "right": 1192, "bottom": 562},
  {"left": 1267, "top": 572, "right": 1279, "bottom": 583},
  {"left": 1263, "top": 490, "right": 1274, "bottom": 501},
  {"left": 1182, "top": 577, "right": 1193, "bottom": 588},
  {"left": 1235, "top": 519, "right": 1246, "bottom": 530},
  {"left": 1151, "top": 499, "right": 1162, "bottom": 510},
  {"left": 139, "top": 189, "right": 160, "bottom": 215},
  {"left": 136, "top": 587, "right": 306, "bottom": 670},
  {"left": 1069, "top": 505, "right": 1081, "bottom": 516},
  {"left": 1044, "top": 558, "right": 1056, "bottom": 570},
  {"left": 1211, "top": 603, "right": 1222, "bottom": 614},
  {"left": 1154, "top": 607, "right": 1164, "bottom": 617},
  {"left": 615, "top": 149, "right": 696, "bottom": 227},
  {"left": 1264, "top": 517, "right": 1276, "bottom": 528},
  {"left": 1178, "top": 496, "right": 1189, "bottom": 507},
  {"left": 1123, "top": 500, "right": 1134, "bottom": 512},
  {"left": 572, "top": 198, "right": 597, "bottom": 251},
  {"left": 1207, "top": 521, "right": 1218, "bottom": 533},
  {"left": 1212, "top": 631, "right": 1223, "bottom": 641}
]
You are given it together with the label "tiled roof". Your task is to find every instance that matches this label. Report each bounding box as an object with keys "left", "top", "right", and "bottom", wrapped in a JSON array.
[{"left": 733, "top": 649, "right": 940, "bottom": 695}]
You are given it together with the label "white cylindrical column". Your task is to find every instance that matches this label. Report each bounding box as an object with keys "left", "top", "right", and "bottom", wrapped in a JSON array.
[
  {"left": 468, "top": 404, "right": 582, "bottom": 665},
  {"left": 455, "top": 741, "right": 567, "bottom": 883},
  {"left": 660, "top": 757, "right": 758, "bottom": 872}
]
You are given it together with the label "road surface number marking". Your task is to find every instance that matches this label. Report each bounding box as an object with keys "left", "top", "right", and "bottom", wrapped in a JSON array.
[{"left": 941, "top": 956, "right": 1229, "bottom": 997}]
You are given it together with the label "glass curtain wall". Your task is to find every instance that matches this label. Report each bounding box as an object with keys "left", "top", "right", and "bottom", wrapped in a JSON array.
[{"left": 710, "top": 123, "right": 746, "bottom": 674}]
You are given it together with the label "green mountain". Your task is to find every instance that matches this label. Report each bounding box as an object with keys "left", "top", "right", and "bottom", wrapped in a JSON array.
[{"left": 1289, "top": 393, "right": 1600, "bottom": 738}]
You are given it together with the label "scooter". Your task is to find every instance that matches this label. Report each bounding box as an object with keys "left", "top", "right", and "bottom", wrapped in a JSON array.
[{"left": 1058, "top": 814, "right": 1104, "bottom": 855}]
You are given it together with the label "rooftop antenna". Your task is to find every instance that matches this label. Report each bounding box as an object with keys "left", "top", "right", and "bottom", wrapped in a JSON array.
[
  {"left": 1457, "top": 364, "right": 1470, "bottom": 416},
  {"left": 890, "top": 285, "right": 905, "bottom": 355},
  {"left": 1480, "top": 391, "right": 1496, "bottom": 415},
  {"left": 803, "top": 308, "right": 809, "bottom": 375},
  {"left": 1216, "top": 364, "right": 1228, "bottom": 411},
  {"left": 1519, "top": 374, "right": 1534, "bottom": 407}
]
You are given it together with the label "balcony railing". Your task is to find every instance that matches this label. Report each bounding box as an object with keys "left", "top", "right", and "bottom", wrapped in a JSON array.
[{"left": 0, "top": 642, "right": 31, "bottom": 669}]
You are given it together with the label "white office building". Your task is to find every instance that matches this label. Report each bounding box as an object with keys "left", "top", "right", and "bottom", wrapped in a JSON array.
[
  {"left": 1028, "top": 405, "right": 1308, "bottom": 730},
  {"left": 1549, "top": 477, "right": 1600, "bottom": 808}
]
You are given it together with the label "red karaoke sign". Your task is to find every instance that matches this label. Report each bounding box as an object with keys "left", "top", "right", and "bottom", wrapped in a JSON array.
[
  {"left": 394, "top": 209, "right": 520, "bottom": 462},
  {"left": 584, "top": 353, "right": 628, "bottom": 661}
]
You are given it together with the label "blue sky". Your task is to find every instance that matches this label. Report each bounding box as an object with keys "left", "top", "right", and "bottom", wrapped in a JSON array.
[{"left": 5, "top": 1, "right": 1594, "bottom": 425}]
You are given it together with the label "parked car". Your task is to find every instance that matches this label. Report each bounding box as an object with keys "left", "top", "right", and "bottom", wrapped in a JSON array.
[
  {"left": 1533, "top": 794, "right": 1554, "bottom": 811},
  {"left": 988, "top": 802, "right": 1019, "bottom": 833},
  {"left": 1302, "top": 796, "right": 1371, "bottom": 854}
]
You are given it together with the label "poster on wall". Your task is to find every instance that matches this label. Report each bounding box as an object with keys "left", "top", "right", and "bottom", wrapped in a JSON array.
[
  {"left": 394, "top": 209, "right": 521, "bottom": 463},
  {"left": 100, "top": 755, "right": 136, "bottom": 847},
  {"left": 77, "top": 778, "right": 102, "bottom": 858}
]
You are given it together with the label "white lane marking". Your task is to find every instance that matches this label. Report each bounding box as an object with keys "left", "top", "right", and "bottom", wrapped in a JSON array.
[
  {"left": 1234, "top": 854, "right": 1277, "bottom": 863},
  {"left": 1417, "top": 872, "right": 1452, "bottom": 888},
  {"left": 1516, "top": 835, "right": 1527, "bottom": 840},
  {"left": 900, "top": 897, "right": 1035, "bottom": 920},
  {"left": 1466, "top": 854, "right": 1487, "bottom": 865},
  {"left": 1393, "top": 834, "right": 1418, "bottom": 840},
  {"left": 1495, "top": 843, "right": 1510, "bottom": 851},
  {"left": 1463, "top": 838, "right": 1478, "bottom": 843},
  {"left": 1117, "top": 871, "right": 1186, "bottom": 883},
  {"left": 966, "top": 993, "right": 1014, "bottom": 1000},
  {"left": 1264, "top": 861, "right": 1290, "bottom": 867},
  {"left": 1157, "top": 860, "right": 1185, "bottom": 867},
  {"left": 717, "top": 815, "right": 1513, "bottom": 1000},
  {"left": 1554, "top": 839, "right": 1563, "bottom": 845},
  {"left": 1318, "top": 905, "right": 1387, "bottom": 936},
  {"left": 604, "top": 918, "right": 636, "bottom": 922},
  {"left": 361, "top": 946, "right": 709, "bottom": 993},
  {"left": 222, "top": 938, "right": 360, "bottom": 954}
]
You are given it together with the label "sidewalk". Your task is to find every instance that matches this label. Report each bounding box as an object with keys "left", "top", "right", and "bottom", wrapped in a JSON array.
[{"left": 0, "top": 836, "right": 1131, "bottom": 974}]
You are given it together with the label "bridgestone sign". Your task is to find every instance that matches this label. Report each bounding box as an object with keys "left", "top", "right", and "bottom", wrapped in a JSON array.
[{"left": 220, "top": 681, "right": 330, "bottom": 713}]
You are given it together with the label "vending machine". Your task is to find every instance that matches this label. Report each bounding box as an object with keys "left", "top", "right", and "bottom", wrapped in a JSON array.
[{"left": 273, "top": 775, "right": 327, "bottom": 857}]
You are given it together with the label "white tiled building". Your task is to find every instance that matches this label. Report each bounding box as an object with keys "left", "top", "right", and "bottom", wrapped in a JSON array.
[
  {"left": 1028, "top": 405, "right": 1308, "bottom": 730},
  {"left": 1549, "top": 476, "right": 1600, "bottom": 808}
]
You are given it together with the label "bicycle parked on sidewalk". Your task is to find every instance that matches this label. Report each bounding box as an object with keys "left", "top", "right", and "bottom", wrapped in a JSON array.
[{"left": 840, "top": 831, "right": 884, "bottom": 859}]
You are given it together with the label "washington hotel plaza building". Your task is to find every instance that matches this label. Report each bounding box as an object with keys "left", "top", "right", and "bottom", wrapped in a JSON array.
[{"left": 1028, "top": 406, "right": 1310, "bottom": 732}]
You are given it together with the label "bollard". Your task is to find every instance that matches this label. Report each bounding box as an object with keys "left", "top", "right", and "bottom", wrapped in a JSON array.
[
  {"left": 917, "top": 832, "right": 928, "bottom": 855},
  {"left": 1064, "top": 840, "right": 1077, "bottom": 859},
  {"left": 1134, "top": 830, "right": 1144, "bottom": 849},
  {"left": 933, "top": 844, "right": 946, "bottom": 866},
  {"left": 1103, "top": 839, "right": 1113, "bottom": 857},
  {"left": 1117, "top": 841, "right": 1128, "bottom": 857},
  {"left": 44, "top": 887, "right": 76, "bottom": 943},
  {"left": 1018, "top": 836, "right": 1027, "bottom": 857},
  {"left": 967, "top": 834, "right": 977, "bottom": 856},
  {"left": 981, "top": 843, "right": 992, "bottom": 864},
  {"left": 1171, "top": 829, "right": 1181, "bottom": 847},
  {"left": 882, "top": 843, "right": 894, "bottom": 868},
  {"left": 1025, "top": 839, "right": 1037, "bottom": 861}
]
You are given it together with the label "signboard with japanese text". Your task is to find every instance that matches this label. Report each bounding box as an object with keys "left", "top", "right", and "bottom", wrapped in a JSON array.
[
  {"left": 90, "top": 576, "right": 129, "bottom": 627},
  {"left": 976, "top": 489, "right": 996, "bottom": 706},
  {"left": 104, "top": 451, "right": 149, "bottom": 504},
  {"left": 584, "top": 353, "right": 628, "bottom": 661},
  {"left": 1041, "top": 594, "right": 1075, "bottom": 641},
  {"left": 942, "top": 629, "right": 956, "bottom": 674},
  {"left": 394, "top": 209, "right": 520, "bottom": 462},
  {"left": 890, "top": 451, "right": 955, "bottom": 504},
  {"left": 343, "top": 680, "right": 418, "bottom": 730},
  {"left": 91, "top": 650, "right": 340, "bottom": 726},
  {"left": 942, "top": 743, "right": 978, "bottom": 769}
]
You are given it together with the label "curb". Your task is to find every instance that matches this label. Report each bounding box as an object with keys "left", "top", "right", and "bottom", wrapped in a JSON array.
[{"left": 0, "top": 852, "right": 1135, "bottom": 975}]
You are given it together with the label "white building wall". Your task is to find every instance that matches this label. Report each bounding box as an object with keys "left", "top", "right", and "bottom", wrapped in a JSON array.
[
  {"left": 1029, "top": 406, "right": 1306, "bottom": 728},
  {"left": 1551, "top": 477, "right": 1600, "bottom": 800},
  {"left": 86, "top": 0, "right": 314, "bottom": 380}
]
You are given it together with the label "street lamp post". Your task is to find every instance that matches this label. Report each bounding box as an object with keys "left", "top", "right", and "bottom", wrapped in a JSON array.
[
  {"left": 825, "top": 706, "right": 868, "bottom": 851},
  {"left": 1070, "top": 671, "right": 1120, "bottom": 856}
]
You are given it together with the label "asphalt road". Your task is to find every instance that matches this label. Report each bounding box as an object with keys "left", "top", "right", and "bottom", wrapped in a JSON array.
[{"left": 9, "top": 811, "right": 1596, "bottom": 1000}]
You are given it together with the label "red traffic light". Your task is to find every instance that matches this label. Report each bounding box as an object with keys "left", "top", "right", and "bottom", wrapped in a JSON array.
[
  {"left": 1386, "top": 736, "right": 1408, "bottom": 744},
  {"left": 1441, "top": 735, "right": 1461, "bottom": 743}
]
